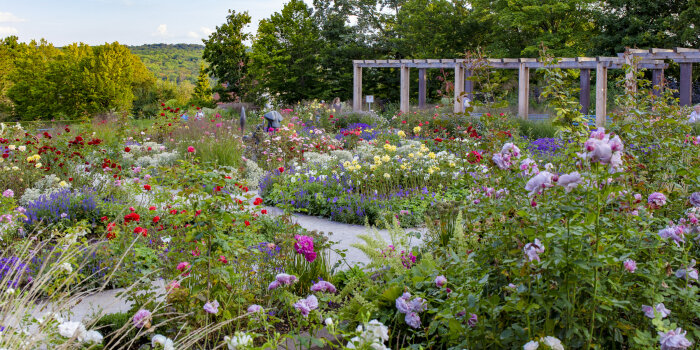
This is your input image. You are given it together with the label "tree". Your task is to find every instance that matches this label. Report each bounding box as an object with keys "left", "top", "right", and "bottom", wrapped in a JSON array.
[
  {"left": 7, "top": 40, "right": 155, "bottom": 120},
  {"left": 249, "top": 0, "right": 323, "bottom": 105},
  {"left": 190, "top": 63, "right": 215, "bottom": 107},
  {"left": 202, "top": 10, "right": 251, "bottom": 102},
  {"left": 591, "top": 0, "right": 700, "bottom": 55},
  {"left": 0, "top": 36, "right": 22, "bottom": 117},
  {"left": 471, "top": 0, "right": 596, "bottom": 57}
]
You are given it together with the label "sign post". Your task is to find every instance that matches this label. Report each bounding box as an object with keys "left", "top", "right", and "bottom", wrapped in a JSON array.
[{"left": 366, "top": 95, "right": 374, "bottom": 111}]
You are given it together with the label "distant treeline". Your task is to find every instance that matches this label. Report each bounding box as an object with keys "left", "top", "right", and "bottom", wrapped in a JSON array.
[
  {"left": 127, "top": 44, "right": 204, "bottom": 85},
  {"left": 0, "top": 38, "right": 213, "bottom": 121}
]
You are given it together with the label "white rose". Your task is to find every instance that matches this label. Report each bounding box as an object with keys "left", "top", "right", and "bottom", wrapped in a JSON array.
[{"left": 523, "top": 340, "right": 539, "bottom": 350}]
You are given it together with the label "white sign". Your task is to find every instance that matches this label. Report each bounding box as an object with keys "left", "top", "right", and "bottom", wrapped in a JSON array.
[{"left": 365, "top": 95, "right": 374, "bottom": 103}]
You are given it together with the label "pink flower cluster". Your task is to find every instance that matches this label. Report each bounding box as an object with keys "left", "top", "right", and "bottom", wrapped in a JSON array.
[
  {"left": 268, "top": 273, "right": 298, "bottom": 290},
  {"left": 310, "top": 280, "right": 337, "bottom": 293},
  {"left": 293, "top": 295, "right": 319, "bottom": 317},
  {"left": 492, "top": 143, "right": 521, "bottom": 170},
  {"left": 579, "top": 128, "right": 624, "bottom": 173},
  {"left": 294, "top": 235, "right": 317, "bottom": 262},
  {"left": 133, "top": 309, "right": 152, "bottom": 328}
]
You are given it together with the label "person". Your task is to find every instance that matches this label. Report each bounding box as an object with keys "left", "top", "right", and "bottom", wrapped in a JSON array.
[
  {"left": 689, "top": 104, "right": 700, "bottom": 123},
  {"left": 332, "top": 97, "right": 342, "bottom": 114}
]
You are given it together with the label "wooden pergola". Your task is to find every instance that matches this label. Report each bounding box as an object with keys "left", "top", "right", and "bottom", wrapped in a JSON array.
[{"left": 352, "top": 48, "right": 700, "bottom": 126}]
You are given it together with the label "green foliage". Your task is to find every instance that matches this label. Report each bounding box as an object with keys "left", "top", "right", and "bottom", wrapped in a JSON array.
[
  {"left": 591, "top": 0, "right": 700, "bottom": 55},
  {"left": 190, "top": 63, "right": 215, "bottom": 108},
  {"left": 538, "top": 48, "right": 590, "bottom": 141},
  {"left": 127, "top": 43, "right": 204, "bottom": 84},
  {"left": 7, "top": 40, "right": 155, "bottom": 121},
  {"left": 202, "top": 10, "right": 251, "bottom": 102},
  {"left": 249, "top": 0, "right": 323, "bottom": 105}
]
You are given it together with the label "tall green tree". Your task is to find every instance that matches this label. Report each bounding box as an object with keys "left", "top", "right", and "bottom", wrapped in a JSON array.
[
  {"left": 250, "top": 0, "right": 323, "bottom": 105},
  {"left": 191, "top": 63, "right": 215, "bottom": 107},
  {"left": 471, "top": 0, "right": 596, "bottom": 57},
  {"left": 202, "top": 10, "right": 251, "bottom": 102},
  {"left": 591, "top": 0, "right": 700, "bottom": 55}
]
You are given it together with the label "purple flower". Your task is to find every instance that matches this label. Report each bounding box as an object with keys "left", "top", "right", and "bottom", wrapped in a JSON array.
[
  {"left": 435, "top": 275, "right": 447, "bottom": 288},
  {"left": 659, "top": 328, "right": 692, "bottom": 350},
  {"left": 658, "top": 226, "right": 685, "bottom": 246},
  {"left": 523, "top": 239, "right": 545, "bottom": 262},
  {"left": 132, "top": 309, "right": 152, "bottom": 328},
  {"left": 268, "top": 280, "right": 281, "bottom": 290},
  {"left": 675, "top": 259, "right": 698, "bottom": 281},
  {"left": 623, "top": 259, "right": 637, "bottom": 273},
  {"left": 558, "top": 172, "right": 582, "bottom": 192},
  {"left": 275, "top": 273, "right": 298, "bottom": 285},
  {"left": 247, "top": 304, "right": 263, "bottom": 313},
  {"left": 467, "top": 313, "right": 478, "bottom": 328},
  {"left": 648, "top": 192, "right": 667, "bottom": 208},
  {"left": 408, "top": 297, "right": 427, "bottom": 313},
  {"left": 203, "top": 300, "right": 219, "bottom": 314},
  {"left": 492, "top": 153, "right": 511, "bottom": 170},
  {"left": 642, "top": 303, "right": 671, "bottom": 319},
  {"left": 310, "top": 280, "right": 337, "bottom": 293},
  {"left": 525, "top": 171, "right": 554, "bottom": 197},
  {"left": 404, "top": 311, "right": 421, "bottom": 328},
  {"left": 2, "top": 189, "right": 13, "bottom": 198},
  {"left": 395, "top": 292, "right": 411, "bottom": 314},
  {"left": 689, "top": 192, "right": 700, "bottom": 207},
  {"left": 293, "top": 295, "right": 319, "bottom": 317}
]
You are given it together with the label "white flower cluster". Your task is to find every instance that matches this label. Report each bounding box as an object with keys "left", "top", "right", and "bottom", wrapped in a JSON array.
[
  {"left": 134, "top": 151, "right": 179, "bottom": 169},
  {"left": 524, "top": 336, "right": 564, "bottom": 350},
  {"left": 224, "top": 332, "right": 253, "bottom": 350},
  {"left": 19, "top": 174, "right": 70, "bottom": 205},
  {"left": 243, "top": 159, "right": 265, "bottom": 189},
  {"left": 346, "top": 320, "right": 390, "bottom": 350}
]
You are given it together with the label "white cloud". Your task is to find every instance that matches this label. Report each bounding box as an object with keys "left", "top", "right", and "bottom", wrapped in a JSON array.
[
  {"left": 0, "top": 26, "right": 18, "bottom": 37},
  {"left": 187, "top": 31, "right": 198, "bottom": 38},
  {"left": 0, "top": 12, "right": 25, "bottom": 23},
  {"left": 200, "top": 27, "right": 213, "bottom": 37},
  {"left": 155, "top": 24, "right": 168, "bottom": 36}
]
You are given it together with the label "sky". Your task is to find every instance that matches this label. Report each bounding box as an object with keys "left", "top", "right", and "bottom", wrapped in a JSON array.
[{"left": 0, "top": 0, "right": 312, "bottom": 46}]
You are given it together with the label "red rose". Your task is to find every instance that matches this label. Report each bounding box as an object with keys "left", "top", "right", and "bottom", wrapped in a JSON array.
[
  {"left": 244, "top": 220, "right": 250, "bottom": 226},
  {"left": 149, "top": 206, "right": 156, "bottom": 211},
  {"left": 134, "top": 227, "right": 147, "bottom": 236},
  {"left": 261, "top": 209, "right": 268, "bottom": 214},
  {"left": 144, "top": 184, "right": 151, "bottom": 191},
  {"left": 253, "top": 198, "right": 263, "bottom": 206},
  {"left": 100, "top": 216, "right": 108, "bottom": 222},
  {"left": 124, "top": 212, "right": 140, "bottom": 223},
  {"left": 278, "top": 167, "right": 284, "bottom": 173},
  {"left": 152, "top": 216, "right": 160, "bottom": 223},
  {"left": 124, "top": 147, "right": 130, "bottom": 152}
]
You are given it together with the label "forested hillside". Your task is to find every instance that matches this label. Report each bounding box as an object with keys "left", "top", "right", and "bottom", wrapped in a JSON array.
[{"left": 127, "top": 44, "right": 204, "bottom": 84}]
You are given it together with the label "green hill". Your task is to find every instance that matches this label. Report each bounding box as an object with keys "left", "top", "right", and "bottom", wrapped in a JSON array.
[{"left": 127, "top": 43, "right": 204, "bottom": 84}]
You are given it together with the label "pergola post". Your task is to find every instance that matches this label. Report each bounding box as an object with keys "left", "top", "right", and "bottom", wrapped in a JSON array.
[
  {"left": 353, "top": 63, "right": 362, "bottom": 112},
  {"left": 624, "top": 50, "right": 637, "bottom": 94},
  {"left": 580, "top": 69, "right": 591, "bottom": 114},
  {"left": 453, "top": 63, "right": 464, "bottom": 113},
  {"left": 400, "top": 64, "right": 410, "bottom": 113},
  {"left": 518, "top": 63, "right": 529, "bottom": 119},
  {"left": 652, "top": 69, "right": 664, "bottom": 96},
  {"left": 464, "top": 69, "right": 474, "bottom": 100},
  {"left": 680, "top": 63, "right": 692, "bottom": 106},
  {"left": 596, "top": 61, "right": 608, "bottom": 127},
  {"left": 418, "top": 68, "right": 427, "bottom": 109}
]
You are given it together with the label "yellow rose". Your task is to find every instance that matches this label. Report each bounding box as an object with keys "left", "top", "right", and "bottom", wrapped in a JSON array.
[
  {"left": 8, "top": 145, "right": 15, "bottom": 150},
  {"left": 428, "top": 152, "right": 436, "bottom": 159},
  {"left": 397, "top": 131, "right": 406, "bottom": 138},
  {"left": 381, "top": 155, "right": 390, "bottom": 163},
  {"left": 59, "top": 181, "right": 69, "bottom": 188},
  {"left": 413, "top": 126, "right": 421, "bottom": 133},
  {"left": 383, "top": 173, "right": 390, "bottom": 179},
  {"left": 35, "top": 163, "right": 42, "bottom": 168}
]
